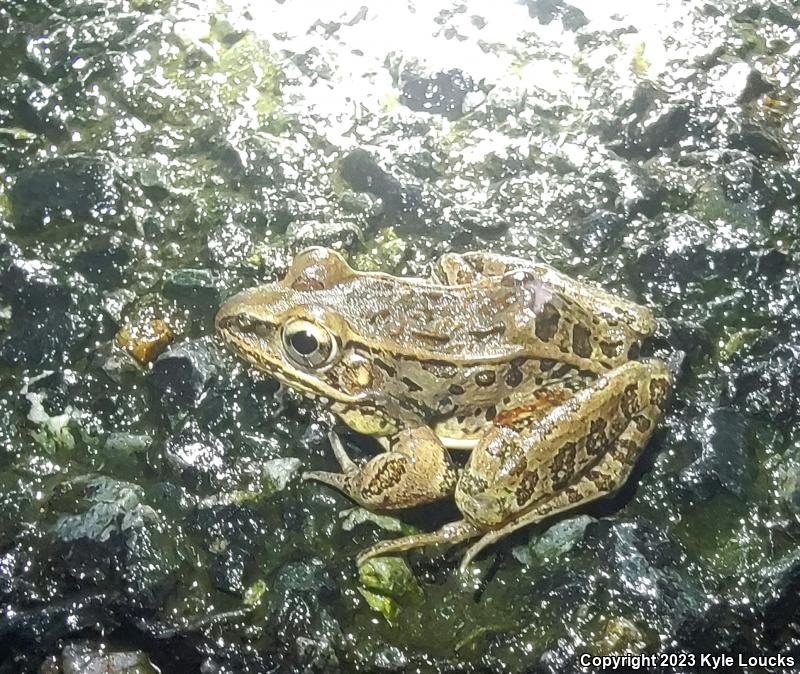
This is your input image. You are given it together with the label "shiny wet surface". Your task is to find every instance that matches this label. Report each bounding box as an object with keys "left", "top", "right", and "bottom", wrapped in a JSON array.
[{"left": 1, "top": 0, "right": 800, "bottom": 672}]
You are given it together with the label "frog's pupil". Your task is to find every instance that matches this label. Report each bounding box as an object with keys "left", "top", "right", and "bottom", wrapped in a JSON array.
[{"left": 291, "top": 330, "right": 318, "bottom": 355}]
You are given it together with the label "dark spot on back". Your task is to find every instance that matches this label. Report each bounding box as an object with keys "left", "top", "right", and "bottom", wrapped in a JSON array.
[
  {"left": 369, "top": 307, "right": 391, "bottom": 322},
  {"left": 411, "top": 330, "right": 451, "bottom": 345},
  {"left": 553, "top": 363, "right": 573, "bottom": 379},
  {"left": 485, "top": 405, "right": 497, "bottom": 421},
  {"left": 572, "top": 324, "right": 593, "bottom": 358},
  {"left": 402, "top": 376, "right": 422, "bottom": 392},
  {"left": 374, "top": 359, "right": 397, "bottom": 378},
  {"left": 438, "top": 397, "right": 454, "bottom": 414},
  {"left": 469, "top": 323, "right": 506, "bottom": 339},
  {"left": 449, "top": 383, "right": 465, "bottom": 395},
  {"left": 534, "top": 303, "right": 561, "bottom": 342},
  {"left": 475, "top": 370, "right": 496, "bottom": 387},
  {"left": 600, "top": 339, "right": 622, "bottom": 359},
  {"left": 398, "top": 398, "right": 424, "bottom": 414},
  {"left": 505, "top": 367, "right": 523, "bottom": 388}
]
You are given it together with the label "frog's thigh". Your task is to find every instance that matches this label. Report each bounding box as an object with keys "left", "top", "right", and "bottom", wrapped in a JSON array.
[
  {"left": 459, "top": 406, "right": 661, "bottom": 571},
  {"left": 304, "top": 427, "right": 458, "bottom": 510},
  {"left": 459, "top": 360, "right": 671, "bottom": 571}
]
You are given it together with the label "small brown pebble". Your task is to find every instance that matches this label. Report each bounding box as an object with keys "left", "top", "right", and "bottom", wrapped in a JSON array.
[{"left": 116, "top": 318, "right": 174, "bottom": 364}]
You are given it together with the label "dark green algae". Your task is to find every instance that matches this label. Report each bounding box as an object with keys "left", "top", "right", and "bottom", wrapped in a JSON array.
[{"left": 1, "top": 0, "right": 800, "bottom": 672}]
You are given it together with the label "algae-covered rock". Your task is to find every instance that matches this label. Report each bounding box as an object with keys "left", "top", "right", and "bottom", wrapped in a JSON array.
[
  {"left": 211, "top": 542, "right": 251, "bottom": 595},
  {"left": 162, "top": 268, "right": 220, "bottom": 306},
  {"left": 351, "top": 228, "right": 408, "bottom": 272},
  {"left": 59, "top": 642, "right": 160, "bottom": 674},
  {"left": 339, "top": 149, "right": 427, "bottom": 224},
  {"left": 679, "top": 408, "right": 755, "bottom": 499},
  {"left": 74, "top": 232, "right": 134, "bottom": 285},
  {"left": 524, "top": 0, "right": 589, "bottom": 31},
  {"left": 399, "top": 69, "right": 474, "bottom": 120},
  {"left": 358, "top": 556, "right": 423, "bottom": 624},
  {"left": 285, "top": 219, "right": 362, "bottom": 253},
  {"left": 10, "top": 156, "right": 120, "bottom": 232},
  {"left": 723, "top": 335, "right": 800, "bottom": 426},
  {"left": 53, "top": 476, "right": 158, "bottom": 542},
  {"left": 512, "top": 515, "right": 593, "bottom": 565},
  {"left": 2, "top": 0, "right": 800, "bottom": 671},
  {"left": 163, "top": 419, "right": 229, "bottom": 485},
  {"left": 215, "top": 32, "right": 280, "bottom": 116}
]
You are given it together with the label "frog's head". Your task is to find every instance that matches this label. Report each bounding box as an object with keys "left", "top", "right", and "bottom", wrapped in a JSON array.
[{"left": 215, "top": 248, "right": 383, "bottom": 408}]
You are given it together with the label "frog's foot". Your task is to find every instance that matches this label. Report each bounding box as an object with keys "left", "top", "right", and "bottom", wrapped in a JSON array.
[
  {"left": 356, "top": 519, "right": 483, "bottom": 566},
  {"left": 303, "top": 428, "right": 458, "bottom": 510},
  {"left": 328, "top": 431, "right": 359, "bottom": 472}
]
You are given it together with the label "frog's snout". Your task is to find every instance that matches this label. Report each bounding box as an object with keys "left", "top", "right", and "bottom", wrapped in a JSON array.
[{"left": 215, "top": 288, "right": 256, "bottom": 332}]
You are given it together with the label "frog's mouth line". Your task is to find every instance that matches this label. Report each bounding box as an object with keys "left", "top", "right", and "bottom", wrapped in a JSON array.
[{"left": 216, "top": 320, "right": 365, "bottom": 406}]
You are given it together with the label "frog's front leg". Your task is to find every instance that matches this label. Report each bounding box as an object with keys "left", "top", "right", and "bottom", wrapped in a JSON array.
[{"left": 302, "top": 427, "right": 458, "bottom": 510}]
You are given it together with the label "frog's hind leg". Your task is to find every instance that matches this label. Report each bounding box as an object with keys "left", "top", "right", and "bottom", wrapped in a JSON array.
[
  {"left": 303, "top": 427, "right": 458, "bottom": 510},
  {"left": 356, "top": 519, "right": 483, "bottom": 567},
  {"left": 458, "top": 405, "right": 662, "bottom": 572},
  {"left": 457, "top": 361, "right": 672, "bottom": 572}
]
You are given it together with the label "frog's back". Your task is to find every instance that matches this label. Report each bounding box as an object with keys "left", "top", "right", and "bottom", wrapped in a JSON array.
[{"left": 325, "top": 271, "right": 648, "bottom": 374}]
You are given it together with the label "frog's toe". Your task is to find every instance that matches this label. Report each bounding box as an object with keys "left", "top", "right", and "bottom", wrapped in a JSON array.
[
  {"left": 302, "top": 470, "right": 348, "bottom": 489},
  {"left": 458, "top": 529, "right": 505, "bottom": 573},
  {"left": 358, "top": 520, "right": 482, "bottom": 567}
]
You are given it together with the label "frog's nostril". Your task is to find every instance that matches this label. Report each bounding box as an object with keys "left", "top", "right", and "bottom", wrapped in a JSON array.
[{"left": 215, "top": 313, "right": 235, "bottom": 331}]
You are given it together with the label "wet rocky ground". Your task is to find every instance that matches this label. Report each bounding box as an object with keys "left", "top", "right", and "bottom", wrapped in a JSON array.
[{"left": 1, "top": 0, "right": 800, "bottom": 672}]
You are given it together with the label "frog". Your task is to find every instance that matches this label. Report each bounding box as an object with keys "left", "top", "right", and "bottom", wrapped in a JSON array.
[{"left": 215, "top": 247, "right": 672, "bottom": 572}]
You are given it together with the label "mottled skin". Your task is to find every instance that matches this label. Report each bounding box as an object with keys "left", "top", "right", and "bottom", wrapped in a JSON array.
[{"left": 216, "top": 247, "right": 672, "bottom": 571}]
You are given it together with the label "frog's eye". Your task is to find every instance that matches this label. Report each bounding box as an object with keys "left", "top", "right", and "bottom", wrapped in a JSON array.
[{"left": 281, "top": 319, "right": 338, "bottom": 369}]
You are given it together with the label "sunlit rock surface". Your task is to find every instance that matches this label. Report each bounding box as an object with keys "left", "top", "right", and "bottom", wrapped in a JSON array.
[{"left": 1, "top": 0, "right": 800, "bottom": 671}]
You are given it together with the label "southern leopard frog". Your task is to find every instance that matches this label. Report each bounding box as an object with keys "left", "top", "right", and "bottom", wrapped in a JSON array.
[{"left": 216, "top": 248, "right": 671, "bottom": 571}]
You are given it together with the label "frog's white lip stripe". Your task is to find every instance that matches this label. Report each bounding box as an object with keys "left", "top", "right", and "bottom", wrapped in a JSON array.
[{"left": 439, "top": 436, "right": 479, "bottom": 450}]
